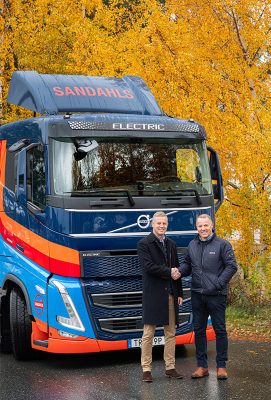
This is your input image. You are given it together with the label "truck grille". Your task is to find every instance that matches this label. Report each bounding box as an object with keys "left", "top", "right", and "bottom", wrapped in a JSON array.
[
  {"left": 83, "top": 253, "right": 140, "bottom": 278},
  {"left": 99, "top": 313, "right": 191, "bottom": 334},
  {"left": 91, "top": 288, "right": 191, "bottom": 308},
  {"left": 81, "top": 250, "right": 192, "bottom": 340},
  {"left": 92, "top": 292, "right": 142, "bottom": 308}
]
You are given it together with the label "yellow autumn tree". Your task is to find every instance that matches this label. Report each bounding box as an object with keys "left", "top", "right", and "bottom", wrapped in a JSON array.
[
  {"left": 111, "top": 0, "right": 271, "bottom": 300},
  {"left": 1, "top": 0, "right": 271, "bottom": 300}
]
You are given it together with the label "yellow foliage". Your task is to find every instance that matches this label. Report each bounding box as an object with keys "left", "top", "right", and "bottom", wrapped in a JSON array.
[{"left": 1, "top": 0, "right": 271, "bottom": 298}]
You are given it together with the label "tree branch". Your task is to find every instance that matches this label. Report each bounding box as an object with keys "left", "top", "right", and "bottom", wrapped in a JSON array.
[{"left": 225, "top": 198, "right": 251, "bottom": 210}]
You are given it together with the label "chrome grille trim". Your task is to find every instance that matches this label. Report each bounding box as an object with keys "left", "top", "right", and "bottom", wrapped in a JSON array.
[
  {"left": 92, "top": 291, "right": 142, "bottom": 309},
  {"left": 98, "top": 313, "right": 191, "bottom": 333},
  {"left": 182, "top": 288, "right": 191, "bottom": 302},
  {"left": 91, "top": 288, "right": 190, "bottom": 309}
]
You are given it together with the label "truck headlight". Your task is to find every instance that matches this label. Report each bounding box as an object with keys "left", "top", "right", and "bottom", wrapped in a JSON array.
[{"left": 52, "top": 280, "right": 85, "bottom": 332}]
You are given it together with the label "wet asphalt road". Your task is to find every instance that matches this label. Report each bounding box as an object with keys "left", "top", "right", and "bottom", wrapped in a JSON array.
[{"left": 0, "top": 340, "right": 270, "bottom": 400}]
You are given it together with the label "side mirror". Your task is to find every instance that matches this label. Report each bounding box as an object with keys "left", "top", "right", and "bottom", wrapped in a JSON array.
[
  {"left": 212, "top": 183, "right": 219, "bottom": 199},
  {"left": 15, "top": 149, "right": 26, "bottom": 204},
  {"left": 73, "top": 139, "right": 98, "bottom": 161},
  {"left": 207, "top": 146, "right": 224, "bottom": 211},
  {"left": 15, "top": 143, "right": 44, "bottom": 205}
]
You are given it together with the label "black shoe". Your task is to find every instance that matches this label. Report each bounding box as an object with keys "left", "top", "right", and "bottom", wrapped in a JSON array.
[
  {"left": 165, "top": 369, "right": 183, "bottom": 379},
  {"left": 142, "top": 371, "right": 153, "bottom": 382}
]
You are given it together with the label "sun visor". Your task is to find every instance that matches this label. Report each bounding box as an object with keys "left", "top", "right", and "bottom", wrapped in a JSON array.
[{"left": 7, "top": 71, "right": 164, "bottom": 116}]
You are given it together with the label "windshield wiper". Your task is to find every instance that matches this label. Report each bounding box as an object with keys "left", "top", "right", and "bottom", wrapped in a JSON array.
[
  {"left": 156, "top": 188, "right": 202, "bottom": 205},
  {"left": 67, "top": 189, "right": 135, "bottom": 206}
]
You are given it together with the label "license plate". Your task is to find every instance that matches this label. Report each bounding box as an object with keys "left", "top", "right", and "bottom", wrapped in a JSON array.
[{"left": 128, "top": 336, "right": 165, "bottom": 348}]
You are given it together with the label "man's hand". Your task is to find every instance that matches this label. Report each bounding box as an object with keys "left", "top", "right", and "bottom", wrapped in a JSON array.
[
  {"left": 171, "top": 268, "right": 181, "bottom": 280},
  {"left": 178, "top": 297, "right": 183, "bottom": 305}
]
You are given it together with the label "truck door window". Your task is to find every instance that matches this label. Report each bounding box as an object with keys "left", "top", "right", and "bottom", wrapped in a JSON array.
[{"left": 26, "top": 146, "right": 46, "bottom": 209}]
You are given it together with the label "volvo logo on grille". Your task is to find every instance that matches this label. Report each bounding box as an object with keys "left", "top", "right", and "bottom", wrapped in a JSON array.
[{"left": 137, "top": 214, "right": 151, "bottom": 229}]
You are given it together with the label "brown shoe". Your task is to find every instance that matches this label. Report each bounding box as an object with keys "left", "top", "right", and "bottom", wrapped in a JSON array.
[
  {"left": 217, "top": 368, "right": 228, "bottom": 380},
  {"left": 165, "top": 369, "right": 183, "bottom": 379},
  {"left": 191, "top": 367, "right": 209, "bottom": 379},
  {"left": 142, "top": 371, "right": 153, "bottom": 382}
]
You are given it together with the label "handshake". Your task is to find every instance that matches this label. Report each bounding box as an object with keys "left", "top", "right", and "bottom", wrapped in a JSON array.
[{"left": 171, "top": 267, "right": 181, "bottom": 280}]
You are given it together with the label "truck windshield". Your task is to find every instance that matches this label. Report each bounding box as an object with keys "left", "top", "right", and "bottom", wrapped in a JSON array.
[{"left": 52, "top": 137, "right": 212, "bottom": 196}]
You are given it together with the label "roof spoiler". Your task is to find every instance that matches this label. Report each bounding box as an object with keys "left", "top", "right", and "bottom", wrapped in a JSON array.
[{"left": 7, "top": 71, "right": 164, "bottom": 116}]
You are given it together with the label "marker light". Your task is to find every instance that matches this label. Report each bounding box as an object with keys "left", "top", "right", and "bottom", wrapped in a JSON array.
[{"left": 52, "top": 280, "right": 85, "bottom": 332}]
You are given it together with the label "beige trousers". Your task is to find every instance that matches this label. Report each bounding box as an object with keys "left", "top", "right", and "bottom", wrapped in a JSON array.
[{"left": 141, "top": 295, "right": 176, "bottom": 372}]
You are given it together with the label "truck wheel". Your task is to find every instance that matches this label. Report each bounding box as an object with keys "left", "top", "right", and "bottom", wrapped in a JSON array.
[
  {"left": 0, "top": 294, "right": 12, "bottom": 353},
  {"left": 10, "top": 286, "right": 36, "bottom": 360}
]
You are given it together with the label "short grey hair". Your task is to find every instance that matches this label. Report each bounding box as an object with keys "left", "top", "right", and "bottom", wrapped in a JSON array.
[
  {"left": 196, "top": 214, "right": 213, "bottom": 225},
  {"left": 152, "top": 211, "right": 168, "bottom": 223}
]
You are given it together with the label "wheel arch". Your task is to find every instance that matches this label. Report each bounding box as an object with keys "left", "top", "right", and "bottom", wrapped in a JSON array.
[{"left": 2, "top": 275, "right": 32, "bottom": 316}]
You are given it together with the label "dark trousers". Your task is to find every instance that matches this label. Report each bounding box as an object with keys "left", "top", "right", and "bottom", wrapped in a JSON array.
[{"left": 191, "top": 292, "right": 228, "bottom": 368}]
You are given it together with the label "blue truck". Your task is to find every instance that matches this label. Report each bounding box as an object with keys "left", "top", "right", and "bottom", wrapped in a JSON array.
[{"left": 0, "top": 71, "right": 223, "bottom": 359}]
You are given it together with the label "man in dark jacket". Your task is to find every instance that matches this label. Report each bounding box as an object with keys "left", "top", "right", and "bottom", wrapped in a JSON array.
[
  {"left": 179, "top": 214, "right": 237, "bottom": 380},
  {"left": 137, "top": 211, "right": 183, "bottom": 382}
]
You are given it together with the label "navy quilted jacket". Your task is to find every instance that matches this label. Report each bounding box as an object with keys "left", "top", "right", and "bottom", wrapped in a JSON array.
[{"left": 180, "top": 234, "right": 237, "bottom": 295}]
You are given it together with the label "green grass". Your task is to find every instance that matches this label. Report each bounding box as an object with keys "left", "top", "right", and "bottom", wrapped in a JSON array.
[{"left": 226, "top": 305, "right": 271, "bottom": 341}]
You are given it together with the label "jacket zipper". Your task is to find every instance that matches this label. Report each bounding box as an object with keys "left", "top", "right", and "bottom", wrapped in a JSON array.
[{"left": 200, "top": 242, "right": 205, "bottom": 294}]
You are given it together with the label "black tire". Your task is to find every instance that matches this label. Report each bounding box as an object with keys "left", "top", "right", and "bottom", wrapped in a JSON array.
[
  {"left": 10, "top": 286, "right": 36, "bottom": 360},
  {"left": 0, "top": 294, "right": 12, "bottom": 353}
]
